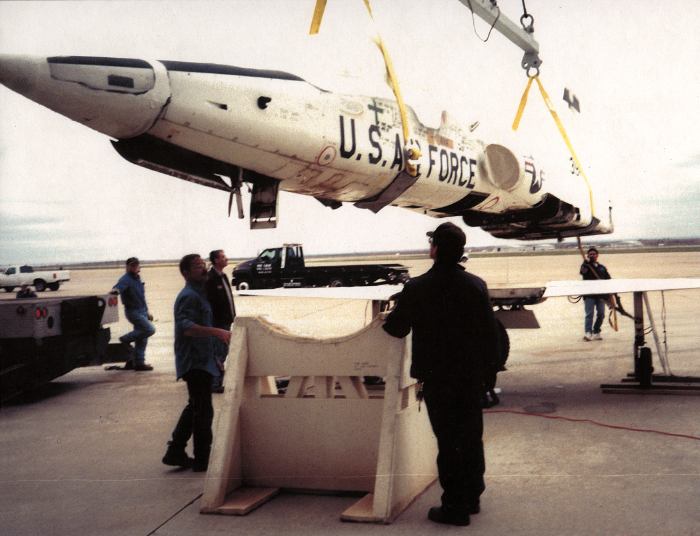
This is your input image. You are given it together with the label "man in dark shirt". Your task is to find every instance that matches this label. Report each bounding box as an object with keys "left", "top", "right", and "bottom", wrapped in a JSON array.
[
  {"left": 383, "top": 222, "right": 499, "bottom": 526},
  {"left": 579, "top": 247, "right": 611, "bottom": 341},
  {"left": 162, "top": 254, "right": 231, "bottom": 472},
  {"left": 111, "top": 257, "right": 155, "bottom": 371},
  {"left": 205, "top": 249, "right": 236, "bottom": 393}
]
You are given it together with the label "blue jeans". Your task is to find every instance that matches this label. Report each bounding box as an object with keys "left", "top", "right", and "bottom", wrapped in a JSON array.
[
  {"left": 122, "top": 310, "right": 155, "bottom": 364},
  {"left": 584, "top": 297, "right": 606, "bottom": 334}
]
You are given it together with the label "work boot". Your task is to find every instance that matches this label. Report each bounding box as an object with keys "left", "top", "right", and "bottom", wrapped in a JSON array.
[
  {"left": 162, "top": 442, "right": 193, "bottom": 468},
  {"left": 192, "top": 460, "right": 209, "bottom": 472},
  {"left": 428, "top": 506, "right": 470, "bottom": 526},
  {"left": 192, "top": 450, "right": 210, "bottom": 472},
  {"left": 583, "top": 332, "right": 593, "bottom": 341},
  {"left": 134, "top": 363, "right": 154, "bottom": 371}
]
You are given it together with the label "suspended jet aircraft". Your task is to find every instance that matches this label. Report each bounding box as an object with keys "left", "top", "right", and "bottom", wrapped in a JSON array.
[
  {"left": 0, "top": 53, "right": 612, "bottom": 240},
  {"left": 0, "top": 46, "right": 695, "bottom": 394}
]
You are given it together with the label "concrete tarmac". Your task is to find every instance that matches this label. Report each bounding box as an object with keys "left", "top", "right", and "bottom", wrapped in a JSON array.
[{"left": 1, "top": 251, "right": 699, "bottom": 535}]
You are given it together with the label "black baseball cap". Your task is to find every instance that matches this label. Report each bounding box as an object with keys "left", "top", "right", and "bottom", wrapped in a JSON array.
[
  {"left": 427, "top": 222, "right": 466, "bottom": 249},
  {"left": 126, "top": 257, "right": 140, "bottom": 266}
]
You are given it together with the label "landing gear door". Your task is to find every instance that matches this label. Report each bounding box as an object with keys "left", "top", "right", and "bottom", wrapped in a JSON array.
[{"left": 249, "top": 173, "right": 279, "bottom": 229}]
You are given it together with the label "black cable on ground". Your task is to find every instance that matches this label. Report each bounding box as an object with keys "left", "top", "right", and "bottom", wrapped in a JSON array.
[{"left": 485, "top": 409, "right": 700, "bottom": 441}]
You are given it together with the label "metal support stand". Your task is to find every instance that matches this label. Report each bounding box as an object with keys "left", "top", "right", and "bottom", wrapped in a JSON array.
[{"left": 601, "top": 291, "right": 700, "bottom": 393}]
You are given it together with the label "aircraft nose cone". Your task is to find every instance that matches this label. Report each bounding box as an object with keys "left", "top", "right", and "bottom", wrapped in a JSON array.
[
  {"left": 0, "top": 54, "right": 171, "bottom": 139},
  {"left": 0, "top": 54, "right": 49, "bottom": 98}
]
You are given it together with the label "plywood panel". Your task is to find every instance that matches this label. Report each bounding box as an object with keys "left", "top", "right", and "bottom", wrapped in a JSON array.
[
  {"left": 386, "top": 402, "right": 438, "bottom": 521},
  {"left": 202, "top": 317, "right": 438, "bottom": 523},
  {"left": 201, "top": 327, "right": 248, "bottom": 512},
  {"left": 370, "top": 349, "right": 402, "bottom": 519},
  {"left": 240, "top": 398, "right": 383, "bottom": 491},
  {"left": 341, "top": 493, "right": 376, "bottom": 522},
  {"left": 336, "top": 376, "right": 368, "bottom": 399},
  {"left": 239, "top": 316, "right": 403, "bottom": 377},
  {"left": 398, "top": 338, "right": 415, "bottom": 390},
  {"left": 215, "top": 487, "right": 280, "bottom": 516}
]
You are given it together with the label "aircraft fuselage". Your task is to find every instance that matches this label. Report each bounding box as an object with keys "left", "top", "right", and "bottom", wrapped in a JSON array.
[{"left": 0, "top": 54, "right": 613, "bottom": 239}]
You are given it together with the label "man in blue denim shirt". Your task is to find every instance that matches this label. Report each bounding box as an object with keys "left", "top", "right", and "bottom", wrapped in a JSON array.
[
  {"left": 112, "top": 257, "right": 155, "bottom": 371},
  {"left": 162, "top": 254, "right": 231, "bottom": 472}
]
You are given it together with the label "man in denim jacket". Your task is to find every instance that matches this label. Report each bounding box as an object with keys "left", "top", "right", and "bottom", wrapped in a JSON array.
[
  {"left": 162, "top": 254, "right": 231, "bottom": 472},
  {"left": 112, "top": 257, "right": 155, "bottom": 371}
]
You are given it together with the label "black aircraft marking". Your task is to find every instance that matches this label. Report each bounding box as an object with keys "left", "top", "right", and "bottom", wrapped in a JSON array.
[
  {"left": 390, "top": 133, "right": 403, "bottom": 170},
  {"left": 339, "top": 116, "right": 356, "bottom": 159},
  {"left": 525, "top": 160, "right": 543, "bottom": 194},
  {"left": 426, "top": 145, "right": 476, "bottom": 187},
  {"left": 367, "top": 99, "right": 384, "bottom": 126},
  {"left": 107, "top": 74, "right": 134, "bottom": 88},
  {"left": 47, "top": 56, "right": 331, "bottom": 93},
  {"left": 48, "top": 56, "right": 151, "bottom": 69},
  {"left": 338, "top": 113, "right": 475, "bottom": 191},
  {"left": 160, "top": 60, "right": 306, "bottom": 81},
  {"left": 368, "top": 125, "right": 382, "bottom": 165}
]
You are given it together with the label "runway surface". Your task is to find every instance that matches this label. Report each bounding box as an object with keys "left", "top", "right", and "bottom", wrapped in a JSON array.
[{"left": 1, "top": 251, "right": 699, "bottom": 535}]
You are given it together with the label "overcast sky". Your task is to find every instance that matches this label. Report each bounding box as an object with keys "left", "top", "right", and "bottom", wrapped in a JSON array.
[{"left": 1, "top": 0, "right": 699, "bottom": 265}]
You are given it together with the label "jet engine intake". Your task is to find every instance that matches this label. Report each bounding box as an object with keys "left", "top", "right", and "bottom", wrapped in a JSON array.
[{"left": 479, "top": 144, "right": 521, "bottom": 191}]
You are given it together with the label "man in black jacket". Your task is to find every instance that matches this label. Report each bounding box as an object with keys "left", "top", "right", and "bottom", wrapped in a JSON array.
[
  {"left": 579, "top": 247, "right": 611, "bottom": 341},
  {"left": 205, "top": 249, "right": 236, "bottom": 393},
  {"left": 383, "top": 222, "right": 499, "bottom": 526}
]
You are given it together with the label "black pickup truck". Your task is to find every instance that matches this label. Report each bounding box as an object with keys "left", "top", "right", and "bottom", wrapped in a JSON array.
[{"left": 231, "top": 244, "right": 410, "bottom": 290}]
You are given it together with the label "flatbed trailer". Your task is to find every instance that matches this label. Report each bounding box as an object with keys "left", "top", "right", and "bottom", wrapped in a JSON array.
[{"left": 0, "top": 294, "right": 124, "bottom": 402}]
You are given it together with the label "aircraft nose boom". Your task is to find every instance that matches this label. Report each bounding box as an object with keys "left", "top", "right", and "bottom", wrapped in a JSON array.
[{"left": 0, "top": 54, "right": 171, "bottom": 139}]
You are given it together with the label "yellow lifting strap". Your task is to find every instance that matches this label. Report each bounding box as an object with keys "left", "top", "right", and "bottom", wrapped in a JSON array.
[
  {"left": 512, "top": 75, "right": 596, "bottom": 218},
  {"left": 309, "top": 0, "right": 420, "bottom": 175},
  {"left": 309, "top": 0, "right": 327, "bottom": 35}
]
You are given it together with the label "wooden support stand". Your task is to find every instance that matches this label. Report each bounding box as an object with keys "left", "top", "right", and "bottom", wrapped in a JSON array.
[{"left": 200, "top": 316, "right": 437, "bottom": 523}]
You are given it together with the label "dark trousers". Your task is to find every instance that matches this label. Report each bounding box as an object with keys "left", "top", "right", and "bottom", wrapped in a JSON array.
[
  {"left": 170, "top": 369, "right": 213, "bottom": 463},
  {"left": 423, "top": 380, "right": 485, "bottom": 512},
  {"left": 211, "top": 322, "right": 231, "bottom": 390}
]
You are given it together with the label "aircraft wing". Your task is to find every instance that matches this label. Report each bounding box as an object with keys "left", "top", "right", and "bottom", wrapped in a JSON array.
[
  {"left": 543, "top": 278, "right": 700, "bottom": 298},
  {"left": 236, "top": 278, "right": 700, "bottom": 303}
]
